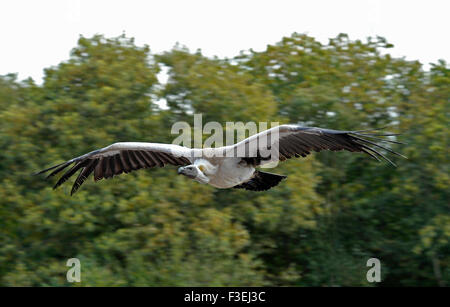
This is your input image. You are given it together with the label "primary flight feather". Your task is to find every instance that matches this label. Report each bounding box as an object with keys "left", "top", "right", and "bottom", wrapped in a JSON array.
[{"left": 34, "top": 125, "right": 405, "bottom": 195}]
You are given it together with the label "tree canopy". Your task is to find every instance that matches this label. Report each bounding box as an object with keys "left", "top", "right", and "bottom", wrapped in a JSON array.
[{"left": 0, "top": 33, "right": 448, "bottom": 286}]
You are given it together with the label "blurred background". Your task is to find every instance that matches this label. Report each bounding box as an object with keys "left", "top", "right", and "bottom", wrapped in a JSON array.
[{"left": 0, "top": 0, "right": 448, "bottom": 286}]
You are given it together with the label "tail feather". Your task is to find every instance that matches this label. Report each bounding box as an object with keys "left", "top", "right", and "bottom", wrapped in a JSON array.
[{"left": 234, "top": 171, "right": 287, "bottom": 191}]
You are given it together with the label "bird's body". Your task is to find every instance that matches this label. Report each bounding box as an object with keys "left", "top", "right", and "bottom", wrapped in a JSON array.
[
  {"left": 198, "top": 157, "right": 254, "bottom": 189},
  {"left": 35, "top": 125, "right": 405, "bottom": 194}
]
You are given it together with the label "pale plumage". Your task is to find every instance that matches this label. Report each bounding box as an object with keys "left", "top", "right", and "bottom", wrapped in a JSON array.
[{"left": 35, "top": 125, "right": 405, "bottom": 194}]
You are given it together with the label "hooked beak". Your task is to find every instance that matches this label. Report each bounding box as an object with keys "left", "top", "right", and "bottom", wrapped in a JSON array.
[{"left": 177, "top": 167, "right": 185, "bottom": 174}]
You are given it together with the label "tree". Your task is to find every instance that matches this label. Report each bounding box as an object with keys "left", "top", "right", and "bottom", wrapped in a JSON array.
[{"left": 0, "top": 33, "right": 448, "bottom": 286}]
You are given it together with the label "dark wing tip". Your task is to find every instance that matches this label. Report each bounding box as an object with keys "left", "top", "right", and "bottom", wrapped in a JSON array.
[
  {"left": 32, "top": 161, "right": 69, "bottom": 176},
  {"left": 346, "top": 128, "right": 406, "bottom": 166}
]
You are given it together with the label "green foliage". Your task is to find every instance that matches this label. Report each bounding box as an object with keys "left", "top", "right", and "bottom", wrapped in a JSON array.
[
  {"left": 0, "top": 33, "right": 448, "bottom": 286},
  {"left": 156, "top": 46, "right": 277, "bottom": 124}
]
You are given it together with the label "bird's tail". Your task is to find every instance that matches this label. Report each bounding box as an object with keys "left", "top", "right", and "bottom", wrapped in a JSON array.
[{"left": 233, "top": 171, "right": 287, "bottom": 191}]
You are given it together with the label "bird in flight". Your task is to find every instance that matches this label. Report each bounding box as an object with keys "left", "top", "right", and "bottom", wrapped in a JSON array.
[{"left": 35, "top": 125, "right": 405, "bottom": 195}]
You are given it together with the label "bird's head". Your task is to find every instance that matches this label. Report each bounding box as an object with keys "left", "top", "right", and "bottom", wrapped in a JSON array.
[
  {"left": 177, "top": 164, "right": 209, "bottom": 184},
  {"left": 177, "top": 165, "right": 198, "bottom": 178}
]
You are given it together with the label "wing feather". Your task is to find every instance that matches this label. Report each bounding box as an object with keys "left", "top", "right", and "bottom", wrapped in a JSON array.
[
  {"left": 71, "top": 159, "right": 99, "bottom": 195},
  {"left": 223, "top": 125, "right": 404, "bottom": 167},
  {"left": 35, "top": 142, "right": 194, "bottom": 195}
]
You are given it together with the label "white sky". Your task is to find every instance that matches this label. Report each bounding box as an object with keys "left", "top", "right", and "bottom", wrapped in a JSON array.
[{"left": 0, "top": 0, "right": 448, "bottom": 83}]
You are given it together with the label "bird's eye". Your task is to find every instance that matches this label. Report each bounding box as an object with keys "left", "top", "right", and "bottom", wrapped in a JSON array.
[{"left": 199, "top": 165, "right": 206, "bottom": 172}]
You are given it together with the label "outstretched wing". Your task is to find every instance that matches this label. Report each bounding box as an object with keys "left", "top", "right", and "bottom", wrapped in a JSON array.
[
  {"left": 225, "top": 125, "right": 406, "bottom": 167},
  {"left": 34, "top": 142, "right": 196, "bottom": 195}
]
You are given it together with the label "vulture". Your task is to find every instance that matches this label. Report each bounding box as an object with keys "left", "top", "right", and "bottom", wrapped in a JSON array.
[{"left": 34, "top": 125, "right": 405, "bottom": 195}]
